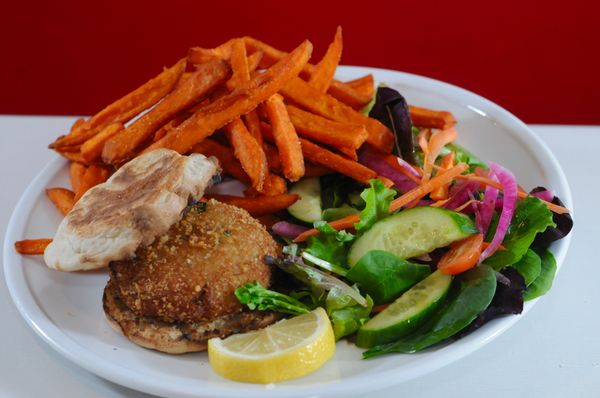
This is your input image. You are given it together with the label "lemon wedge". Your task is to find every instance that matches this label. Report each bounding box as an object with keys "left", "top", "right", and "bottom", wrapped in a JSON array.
[{"left": 208, "top": 307, "right": 335, "bottom": 383}]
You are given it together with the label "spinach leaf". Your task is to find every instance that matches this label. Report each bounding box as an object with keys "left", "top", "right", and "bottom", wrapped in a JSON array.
[
  {"left": 306, "top": 221, "right": 355, "bottom": 268},
  {"left": 235, "top": 281, "right": 311, "bottom": 315},
  {"left": 485, "top": 196, "right": 555, "bottom": 269},
  {"left": 524, "top": 249, "right": 557, "bottom": 301},
  {"left": 368, "top": 86, "right": 415, "bottom": 163},
  {"left": 363, "top": 264, "right": 496, "bottom": 357},
  {"left": 355, "top": 179, "right": 397, "bottom": 234},
  {"left": 453, "top": 267, "right": 525, "bottom": 339},
  {"left": 511, "top": 249, "right": 542, "bottom": 286},
  {"left": 346, "top": 250, "right": 431, "bottom": 305}
]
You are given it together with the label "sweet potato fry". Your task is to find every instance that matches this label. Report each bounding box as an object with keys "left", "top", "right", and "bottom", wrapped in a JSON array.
[
  {"left": 14, "top": 239, "right": 53, "bottom": 255},
  {"left": 224, "top": 118, "right": 268, "bottom": 191},
  {"left": 409, "top": 105, "right": 457, "bottom": 130},
  {"left": 81, "top": 122, "right": 123, "bottom": 162},
  {"left": 191, "top": 139, "right": 250, "bottom": 184},
  {"left": 74, "top": 165, "right": 110, "bottom": 203},
  {"left": 145, "top": 40, "right": 313, "bottom": 155},
  {"left": 262, "top": 142, "right": 282, "bottom": 172},
  {"left": 50, "top": 58, "right": 186, "bottom": 149},
  {"left": 57, "top": 149, "right": 88, "bottom": 165},
  {"left": 280, "top": 76, "right": 394, "bottom": 152},
  {"left": 226, "top": 39, "right": 250, "bottom": 91},
  {"left": 299, "top": 139, "right": 376, "bottom": 184},
  {"left": 304, "top": 162, "right": 333, "bottom": 177},
  {"left": 243, "top": 36, "right": 287, "bottom": 68},
  {"left": 46, "top": 188, "right": 75, "bottom": 216},
  {"left": 102, "top": 60, "right": 230, "bottom": 164},
  {"left": 247, "top": 51, "right": 263, "bottom": 73},
  {"left": 309, "top": 26, "right": 342, "bottom": 92},
  {"left": 245, "top": 173, "right": 287, "bottom": 197},
  {"left": 260, "top": 121, "right": 373, "bottom": 183},
  {"left": 337, "top": 146, "right": 358, "bottom": 161},
  {"left": 176, "top": 72, "right": 193, "bottom": 88},
  {"left": 153, "top": 113, "right": 189, "bottom": 141},
  {"left": 69, "top": 162, "right": 86, "bottom": 193},
  {"left": 345, "top": 74, "right": 375, "bottom": 100},
  {"left": 326, "top": 80, "right": 373, "bottom": 110},
  {"left": 262, "top": 173, "right": 288, "bottom": 195},
  {"left": 286, "top": 104, "right": 368, "bottom": 149},
  {"left": 243, "top": 36, "right": 371, "bottom": 109},
  {"left": 264, "top": 94, "right": 304, "bottom": 181},
  {"left": 242, "top": 110, "right": 264, "bottom": 147},
  {"left": 188, "top": 39, "right": 236, "bottom": 63},
  {"left": 206, "top": 194, "right": 299, "bottom": 216},
  {"left": 70, "top": 118, "right": 85, "bottom": 133}
]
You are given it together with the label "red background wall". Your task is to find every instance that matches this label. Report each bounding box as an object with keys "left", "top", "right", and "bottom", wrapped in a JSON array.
[{"left": 2, "top": 0, "right": 598, "bottom": 124}]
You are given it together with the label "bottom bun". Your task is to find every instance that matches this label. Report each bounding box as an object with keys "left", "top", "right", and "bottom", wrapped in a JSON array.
[{"left": 103, "top": 281, "right": 280, "bottom": 354}]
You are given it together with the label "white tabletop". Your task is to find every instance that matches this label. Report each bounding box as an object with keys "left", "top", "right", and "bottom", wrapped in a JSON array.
[{"left": 1, "top": 116, "right": 598, "bottom": 398}]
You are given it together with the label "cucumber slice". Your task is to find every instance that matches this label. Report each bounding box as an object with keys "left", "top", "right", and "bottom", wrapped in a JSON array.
[
  {"left": 348, "top": 207, "right": 477, "bottom": 266},
  {"left": 287, "top": 177, "right": 322, "bottom": 223},
  {"left": 356, "top": 270, "right": 452, "bottom": 348}
]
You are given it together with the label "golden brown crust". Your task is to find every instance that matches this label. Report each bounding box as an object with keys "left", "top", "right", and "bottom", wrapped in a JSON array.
[
  {"left": 103, "top": 280, "right": 281, "bottom": 354},
  {"left": 109, "top": 199, "right": 278, "bottom": 324}
]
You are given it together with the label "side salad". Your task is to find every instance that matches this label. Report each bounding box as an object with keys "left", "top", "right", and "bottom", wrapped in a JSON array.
[{"left": 235, "top": 86, "right": 573, "bottom": 358}]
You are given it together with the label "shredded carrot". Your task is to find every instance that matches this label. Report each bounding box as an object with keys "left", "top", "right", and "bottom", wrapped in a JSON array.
[
  {"left": 430, "top": 151, "right": 455, "bottom": 200},
  {"left": 431, "top": 199, "right": 450, "bottom": 207},
  {"left": 456, "top": 174, "right": 570, "bottom": 214},
  {"left": 417, "top": 128, "right": 430, "bottom": 154},
  {"left": 453, "top": 199, "right": 480, "bottom": 212},
  {"left": 294, "top": 163, "right": 469, "bottom": 242},
  {"left": 377, "top": 176, "right": 394, "bottom": 188},
  {"left": 482, "top": 242, "right": 506, "bottom": 251},
  {"left": 422, "top": 127, "right": 458, "bottom": 182},
  {"left": 390, "top": 163, "right": 468, "bottom": 212}
]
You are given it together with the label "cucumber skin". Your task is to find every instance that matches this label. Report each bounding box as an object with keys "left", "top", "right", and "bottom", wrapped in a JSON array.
[
  {"left": 355, "top": 271, "right": 452, "bottom": 348},
  {"left": 348, "top": 207, "right": 478, "bottom": 266}
]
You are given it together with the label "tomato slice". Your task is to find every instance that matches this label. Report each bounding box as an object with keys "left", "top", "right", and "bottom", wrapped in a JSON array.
[{"left": 438, "top": 233, "right": 484, "bottom": 275}]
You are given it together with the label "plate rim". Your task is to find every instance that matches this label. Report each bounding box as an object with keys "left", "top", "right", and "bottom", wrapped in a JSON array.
[{"left": 3, "top": 65, "right": 573, "bottom": 398}]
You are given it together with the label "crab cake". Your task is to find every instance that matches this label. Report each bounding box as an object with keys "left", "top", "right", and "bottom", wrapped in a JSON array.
[{"left": 104, "top": 199, "right": 280, "bottom": 353}]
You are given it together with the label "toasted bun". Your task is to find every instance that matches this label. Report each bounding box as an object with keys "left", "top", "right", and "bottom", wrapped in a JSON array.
[{"left": 44, "top": 149, "right": 219, "bottom": 271}]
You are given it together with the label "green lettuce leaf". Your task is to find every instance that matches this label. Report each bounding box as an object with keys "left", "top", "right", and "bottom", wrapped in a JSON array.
[
  {"left": 355, "top": 179, "right": 397, "bottom": 234},
  {"left": 235, "top": 281, "right": 311, "bottom": 315},
  {"left": 306, "top": 221, "right": 355, "bottom": 268},
  {"left": 485, "top": 196, "right": 556, "bottom": 269}
]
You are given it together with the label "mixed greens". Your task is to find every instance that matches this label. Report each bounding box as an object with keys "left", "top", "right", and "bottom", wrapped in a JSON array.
[{"left": 235, "top": 86, "right": 572, "bottom": 358}]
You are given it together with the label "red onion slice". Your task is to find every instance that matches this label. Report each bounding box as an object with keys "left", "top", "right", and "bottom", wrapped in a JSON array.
[
  {"left": 531, "top": 189, "right": 554, "bottom": 202},
  {"left": 476, "top": 169, "right": 499, "bottom": 234},
  {"left": 272, "top": 221, "right": 310, "bottom": 239},
  {"left": 479, "top": 162, "right": 518, "bottom": 263},
  {"left": 358, "top": 146, "right": 418, "bottom": 193}
]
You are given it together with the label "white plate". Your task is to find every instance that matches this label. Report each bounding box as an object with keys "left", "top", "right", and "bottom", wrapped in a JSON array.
[{"left": 3, "top": 66, "right": 573, "bottom": 398}]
